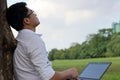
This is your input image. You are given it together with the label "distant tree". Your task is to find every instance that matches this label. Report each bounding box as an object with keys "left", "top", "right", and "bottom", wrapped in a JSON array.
[
  {"left": 48, "top": 48, "right": 58, "bottom": 60},
  {"left": 78, "top": 41, "right": 90, "bottom": 59},
  {"left": 106, "top": 33, "right": 120, "bottom": 57},
  {"left": 54, "top": 50, "right": 65, "bottom": 59},
  {"left": 68, "top": 43, "right": 81, "bottom": 59},
  {"left": 87, "top": 34, "right": 106, "bottom": 57}
]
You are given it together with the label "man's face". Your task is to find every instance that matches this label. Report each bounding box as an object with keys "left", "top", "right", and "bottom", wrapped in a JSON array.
[{"left": 26, "top": 8, "right": 40, "bottom": 27}]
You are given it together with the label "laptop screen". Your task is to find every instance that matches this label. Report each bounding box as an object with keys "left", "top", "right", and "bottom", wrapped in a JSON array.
[{"left": 79, "top": 62, "right": 111, "bottom": 80}]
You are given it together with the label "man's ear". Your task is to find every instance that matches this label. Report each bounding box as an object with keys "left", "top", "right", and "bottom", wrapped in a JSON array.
[{"left": 23, "top": 18, "right": 30, "bottom": 24}]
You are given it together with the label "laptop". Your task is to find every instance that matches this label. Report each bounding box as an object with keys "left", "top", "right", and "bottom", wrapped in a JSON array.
[{"left": 79, "top": 62, "right": 112, "bottom": 80}]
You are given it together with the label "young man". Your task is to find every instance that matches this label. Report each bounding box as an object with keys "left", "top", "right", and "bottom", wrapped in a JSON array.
[{"left": 6, "top": 2, "right": 79, "bottom": 80}]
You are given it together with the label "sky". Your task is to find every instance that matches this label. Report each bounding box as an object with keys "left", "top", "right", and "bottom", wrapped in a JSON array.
[{"left": 7, "top": 0, "right": 120, "bottom": 51}]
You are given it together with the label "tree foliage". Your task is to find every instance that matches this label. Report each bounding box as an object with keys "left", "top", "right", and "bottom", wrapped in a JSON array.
[
  {"left": 106, "top": 32, "right": 120, "bottom": 57},
  {"left": 48, "top": 28, "right": 120, "bottom": 60}
]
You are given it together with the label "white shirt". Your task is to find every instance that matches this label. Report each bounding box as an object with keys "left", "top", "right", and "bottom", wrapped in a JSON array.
[{"left": 13, "top": 29, "right": 55, "bottom": 80}]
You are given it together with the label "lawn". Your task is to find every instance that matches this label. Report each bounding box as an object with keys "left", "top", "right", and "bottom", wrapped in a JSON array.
[{"left": 52, "top": 57, "right": 120, "bottom": 80}]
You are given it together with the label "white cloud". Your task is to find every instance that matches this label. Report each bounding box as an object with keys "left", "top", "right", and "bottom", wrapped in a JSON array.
[
  {"left": 65, "top": 10, "right": 96, "bottom": 25},
  {"left": 112, "top": 1, "right": 120, "bottom": 11},
  {"left": 27, "top": 0, "right": 59, "bottom": 18}
]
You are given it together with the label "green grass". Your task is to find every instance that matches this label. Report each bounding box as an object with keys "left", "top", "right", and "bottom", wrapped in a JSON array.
[{"left": 52, "top": 57, "right": 120, "bottom": 80}]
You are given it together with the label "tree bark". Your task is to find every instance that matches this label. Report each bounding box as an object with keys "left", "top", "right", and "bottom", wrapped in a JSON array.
[{"left": 0, "top": 0, "right": 16, "bottom": 80}]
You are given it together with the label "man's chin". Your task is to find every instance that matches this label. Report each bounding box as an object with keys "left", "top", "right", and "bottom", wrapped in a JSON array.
[
  {"left": 38, "top": 21, "right": 40, "bottom": 25},
  {"left": 36, "top": 22, "right": 40, "bottom": 26}
]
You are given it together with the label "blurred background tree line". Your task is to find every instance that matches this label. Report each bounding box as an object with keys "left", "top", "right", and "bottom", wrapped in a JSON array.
[{"left": 48, "top": 28, "right": 120, "bottom": 60}]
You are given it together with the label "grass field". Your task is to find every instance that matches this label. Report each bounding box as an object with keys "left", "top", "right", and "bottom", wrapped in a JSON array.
[{"left": 52, "top": 57, "right": 120, "bottom": 80}]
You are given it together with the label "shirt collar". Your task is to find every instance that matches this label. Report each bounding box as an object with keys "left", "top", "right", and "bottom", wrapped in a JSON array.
[{"left": 19, "top": 29, "right": 42, "bottom": 36}]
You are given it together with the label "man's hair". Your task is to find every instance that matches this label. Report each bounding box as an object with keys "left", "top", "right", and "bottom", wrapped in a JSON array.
[{"left": 6, "top": 2, "right": 28, "bottom": 31}]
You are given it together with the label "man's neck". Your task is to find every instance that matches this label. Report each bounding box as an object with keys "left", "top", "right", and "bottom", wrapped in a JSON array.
[{"left": 24, "top": 26, "right": 36, "bottom": 32}]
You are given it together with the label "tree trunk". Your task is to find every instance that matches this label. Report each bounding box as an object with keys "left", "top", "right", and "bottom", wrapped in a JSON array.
[{"left": 0, "top": 0, "right": 16, "bottom": 80}]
